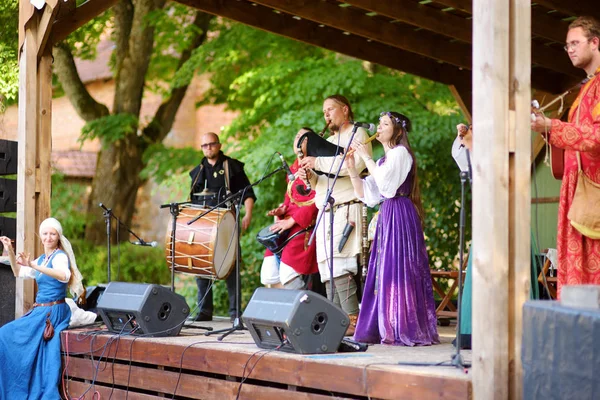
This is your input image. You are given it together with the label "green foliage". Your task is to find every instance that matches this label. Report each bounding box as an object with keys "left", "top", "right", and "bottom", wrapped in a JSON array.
[
  {"left": 73, "top": 239, "right": 170, "bottom": 287},
  {"left": 51, "top": 174, "right": 89, "bottom": 239},
  {"left": 64, "top": 3, "right": 111, "bottom": 61},
  {"left": 51, "top": 173, "right": 171, "bottom": 291},
  {"left": 0, "top": 0, "right": 18, "bottom": 110},
  {"left": 80, "top": 113, "right": 139, "bottom": 146},
  {"left": 145, "top": 4, "right": 206, "bottom": 97}
]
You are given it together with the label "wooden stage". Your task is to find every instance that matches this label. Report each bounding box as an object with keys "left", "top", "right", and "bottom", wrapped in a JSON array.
[{"left": 61, "top": 319, "right": 472, "bottom": 400}]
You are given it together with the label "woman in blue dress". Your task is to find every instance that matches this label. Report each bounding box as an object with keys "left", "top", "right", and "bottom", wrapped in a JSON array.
[
  {"left": 0, "top": 217, "right": 84, "bottom": 399},
  {"left": 347, "top": 111, "right": 439, "bottom": 346}
]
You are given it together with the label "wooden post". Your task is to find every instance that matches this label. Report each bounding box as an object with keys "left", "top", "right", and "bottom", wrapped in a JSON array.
[
  {"left": 509, "top": 0, "right": 531, "bottom": 398},
  {"left": 472, "top": 0, "right": 531, "bottom": 398},
  {"left": 37, "top": 49, "right": 53, "bottom": 246},
  {"left": 16, "top": 26, "right": 39, "bottom": 317}
]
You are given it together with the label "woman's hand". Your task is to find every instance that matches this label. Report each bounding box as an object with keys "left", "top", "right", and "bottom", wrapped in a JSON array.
[
  {"left": 0, "top": 236, "right": 13, "bottom": 253},
  {"left": 350, "top": 140, "right": 369, "bottom": 160},
  {"left": 17, "top": 252, "right": 32, "bottom": 267},
  {"left": 270, "top": 217, "right": 295, "bottom": 233},
  {"left": 345, "top": 152, "right": 357, "bottom": 174},
  {"left": 267, "top": 204, "right": 288, "bottom": 218}
]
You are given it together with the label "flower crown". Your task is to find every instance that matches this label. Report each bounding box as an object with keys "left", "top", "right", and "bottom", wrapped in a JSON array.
[{"left": 380, "top": 112, "right": 407, "bottom": 130}]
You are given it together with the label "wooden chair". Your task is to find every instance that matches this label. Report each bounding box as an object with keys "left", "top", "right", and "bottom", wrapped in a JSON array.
[
  {"left": 537, "top": 250, "right": 557, "bottom": 299},
  {"left": 430, "top": 253, "right": 469, "bottom": 319}
]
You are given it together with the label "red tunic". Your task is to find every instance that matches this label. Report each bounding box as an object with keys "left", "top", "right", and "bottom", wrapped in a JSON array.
[
  {"left": 264, "top": 159, "right": 318, "bottom": 275},
  {"left": 549, "top": 66, "right": 600, "bottom": 298}
]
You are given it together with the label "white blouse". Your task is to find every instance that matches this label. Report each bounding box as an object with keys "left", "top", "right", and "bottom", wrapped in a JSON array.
[
  {"left": 360, "top": 146, "right": 413, "bottom": 208},
  {"left": 18, "top": 252, "right": 71, "bottom": 283}
]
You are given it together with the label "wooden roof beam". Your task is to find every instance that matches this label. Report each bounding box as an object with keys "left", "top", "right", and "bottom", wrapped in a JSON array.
[
  {"left": 533, "top": 0, "right": 600, "bottom": 21},
  {"left": 433, "top": 0, "right": 570, "bottom": 44},
  {"left": 176, "top": 0, "right": 571, "bottom": 95},
  {"left": 253, "top": 0, "right": 579, "bottom": 79},
  {"left": 36, "top": 2, "right": 61, "bottom": 60},
  {"left": 175, "top": 0, "right": 471, "bottom": 87},
  {"left": 252, "top": 0, "right": 472, "bottom": 70},
  {"left": 530, "top": 7, "right": 570, "bottom": 43},
  {"left": 340, "top": 0, "right": 471, "bottom": 43},
  {"left": 51, "top": 0, "right": 119, "bottom": 44}
]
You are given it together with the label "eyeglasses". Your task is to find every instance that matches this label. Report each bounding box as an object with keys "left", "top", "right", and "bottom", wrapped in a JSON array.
[
  {"left": 201, "top": 142, "right": 220, "bottom": 149},
  {"left": 564, "top": 39, "right": 590, "bottom": 52}
]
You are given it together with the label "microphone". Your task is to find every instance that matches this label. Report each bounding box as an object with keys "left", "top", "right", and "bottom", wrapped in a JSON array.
[
  {"left": 351, "top": 121, "right": 376, "bottom": 132},
  {"left": 277, "top": 152, "right": 296, "bottom": 181},
  {"left": 131, "top": 240, "right": 158, "bottom": 248}
]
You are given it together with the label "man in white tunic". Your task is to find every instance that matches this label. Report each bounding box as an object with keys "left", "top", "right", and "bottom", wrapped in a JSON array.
[{"left": 298, "top": 94, "right": 373, "bottom": 335}]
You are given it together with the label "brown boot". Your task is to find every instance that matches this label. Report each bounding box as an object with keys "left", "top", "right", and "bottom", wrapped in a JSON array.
[{"left": 345, "top": 313, "right": 359, "bottom": 336}]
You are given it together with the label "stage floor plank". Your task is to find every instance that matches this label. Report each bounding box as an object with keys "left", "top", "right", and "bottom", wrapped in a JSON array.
[{"left": 62, "top": 319, "right": 471, "bottom": 399}]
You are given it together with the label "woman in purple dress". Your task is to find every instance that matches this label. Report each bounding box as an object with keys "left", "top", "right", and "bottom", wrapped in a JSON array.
[{"left": 347, "top": 111, "right": 439, "bottom": 346}]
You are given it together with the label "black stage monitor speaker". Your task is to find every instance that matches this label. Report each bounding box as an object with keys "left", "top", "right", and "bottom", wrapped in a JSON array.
[
  {"left": 242, "top": 288, "right": 349, "bottom": 354},
  {"left": 0, "top": 216, "right": 16, "bottom": 240},
  {"left": 0, "top": 178, "right": 17, "bottom": 212},
  {"left": 97, "top": 282, "right": 190, "bottom": 337},
  {"left": 0, "top": 140, "right": 17, "bottom": 175}
]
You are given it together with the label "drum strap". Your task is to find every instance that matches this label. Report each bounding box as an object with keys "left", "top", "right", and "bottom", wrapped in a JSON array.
[
  {"left": 189, "top": 165, "right": 204, "bottom": 201},
  {"left": 223, "top": 160, "right": 231, "bottom": 193}
]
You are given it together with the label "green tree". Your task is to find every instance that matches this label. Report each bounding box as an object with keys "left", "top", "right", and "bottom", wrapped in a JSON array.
[
  {"left": 0, "top": 0, "right": 18, "bottom": 111},
  {"left": 48, "top": 1, "right": 214, "bottom": 244}
]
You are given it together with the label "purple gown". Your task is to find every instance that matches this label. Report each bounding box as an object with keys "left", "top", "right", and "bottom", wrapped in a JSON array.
[{"left": 353, "top": 160, "right": 439, "bottom": 346}]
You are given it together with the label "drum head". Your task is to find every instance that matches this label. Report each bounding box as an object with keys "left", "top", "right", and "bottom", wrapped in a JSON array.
[{"left": 212, "top": 210, "right": 238, "bottom": 279}]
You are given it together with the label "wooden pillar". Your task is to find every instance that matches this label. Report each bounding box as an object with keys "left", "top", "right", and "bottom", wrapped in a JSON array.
[
  {"left": 508, "top": 0, "right": 531, "bottom": 398},
  {"left": 472, "top": 0, "right": 531, "bottom": 398},
  {"left": 16, "top": 26, "right": 40, "bottom": 317},
  {"left": 16, "top": 3, "right": 55, "bottom": 317}
]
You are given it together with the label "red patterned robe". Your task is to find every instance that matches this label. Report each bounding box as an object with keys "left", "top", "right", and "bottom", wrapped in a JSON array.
[
  {"left": 549, "top": 66, "right": 600, "bottom": 298},
  {"left": 264, "top": 159, "right": 318, "bottom": 276}
]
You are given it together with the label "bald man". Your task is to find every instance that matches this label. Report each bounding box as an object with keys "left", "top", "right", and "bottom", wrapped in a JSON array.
[{"left": 189, "top": 132, "right": 256, "bottom": 322}]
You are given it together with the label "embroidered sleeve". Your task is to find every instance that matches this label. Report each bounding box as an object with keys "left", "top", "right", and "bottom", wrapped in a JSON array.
[{"left": 550, "top": 84, "right": 600, "bottom": 153}]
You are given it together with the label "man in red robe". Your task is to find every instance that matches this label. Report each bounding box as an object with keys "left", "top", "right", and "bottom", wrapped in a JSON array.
[
  {"left": 259, "top": 128, "right": 319, "bottom": 290},
  {"left": 532, "top": 16, "right": 600, "bottom": 298}
]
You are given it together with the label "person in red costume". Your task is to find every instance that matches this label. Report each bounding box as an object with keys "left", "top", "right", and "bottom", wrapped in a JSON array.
[
  {"left": 260, "top": 128, "right": 320, "bottom": 290},
  {"left": 531, "top": 16, "right": 600, "bottom": 298}
]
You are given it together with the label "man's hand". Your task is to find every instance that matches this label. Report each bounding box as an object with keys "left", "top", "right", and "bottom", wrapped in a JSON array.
[
  {"left": 241, "top": 214, "right": 252, "bottom": 231},
  {"left": 299, "top": 156, "right": 316, "bottom": 170},
  {"left": 531, "top": 113, "right": 553, "bottom": 133}
]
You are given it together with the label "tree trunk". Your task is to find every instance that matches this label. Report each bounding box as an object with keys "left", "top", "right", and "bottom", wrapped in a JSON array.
[{"left": 85, "top": 136, "right": 145, "bottom": 244}]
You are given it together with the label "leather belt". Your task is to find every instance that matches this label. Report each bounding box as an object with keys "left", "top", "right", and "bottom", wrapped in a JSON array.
[
  {"left": 33, "top": 299, "right": 66, "bottom": 308},
  {"left": 327, "top": 199, "right": 362, "bottom": 213}
]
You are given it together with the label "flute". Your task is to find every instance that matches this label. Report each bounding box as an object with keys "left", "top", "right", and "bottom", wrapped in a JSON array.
[{"left": 346, "top": 133, "right": 379, "bottom": 156}]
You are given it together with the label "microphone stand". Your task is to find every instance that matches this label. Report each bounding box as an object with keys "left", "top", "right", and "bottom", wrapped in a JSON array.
[
  {"left": 99, "top": 202, "right": 158, "bottom": 283},
  {"left": 308, "top": 124, "right": 361, "bottom": 303},
  {"left": 159, "top": 200, "right": 191, "bottom": 292},
  {"left": 99, "top": 203, "right": 113, "bottom": 283},
  {"left": 452, "top": 148, "right": 472, "bottom": 370},
  {"left": 187, "top": 164, "right": 286, "bottom": 341}
]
